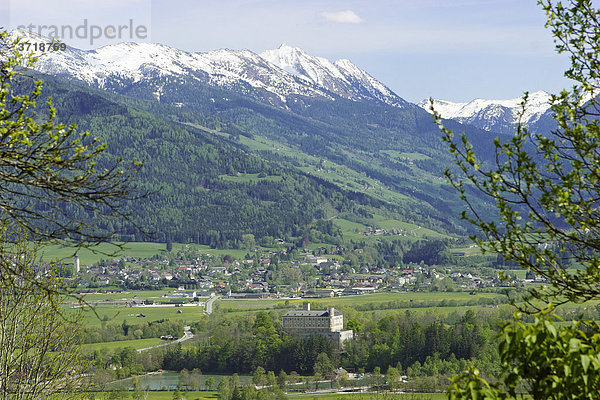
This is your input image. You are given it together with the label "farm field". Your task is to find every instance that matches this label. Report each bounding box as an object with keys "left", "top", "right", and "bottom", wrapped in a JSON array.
[
  {"left": 289, "top": 291, "right": 502, "bottom": 307},
  {"left": 219, "top": 173, "right": 283, "bottom": 183},
  {"left": 78, "top": 291, "right": 507, "bottom": 331},
  {"left": 380, "top": 150, "right": 432, "bottom": 162},
  {"left": 81, "top": 304, "right": 207, "bottom": 327},
  {"left": 332, "top": 215, "right": 450, "bottom": 242},
  {"left": 38, "top": 242, "right": 174, "bottom": 265},
  {"left": 447, "top": 245, "right": 482, "bottom": 256},
  {"left": 218, "top": 291, "right": 504, "bottom": 312},
  {"left": 82, "top": 338, "right": 164, "bottom": 353},
  {"left": 77, "top": 289, "right": 176, "bottom": 302}
]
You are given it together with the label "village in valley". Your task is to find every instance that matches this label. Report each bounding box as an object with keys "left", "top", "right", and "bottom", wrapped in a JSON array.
[{"left": 66, "top": 243, "right": 538, "bottom": 303}]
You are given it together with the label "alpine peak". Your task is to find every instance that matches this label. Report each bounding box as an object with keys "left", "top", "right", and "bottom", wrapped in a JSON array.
[
  {"left": 418, "top": 91, "right": 553, "bottom": 134},
  {"left": 11, "top": 29, "right": 407, "bottom": 109}
]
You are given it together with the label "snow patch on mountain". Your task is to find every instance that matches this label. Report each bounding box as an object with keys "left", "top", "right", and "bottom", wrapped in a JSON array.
[
  {"left": 260, "top": 44, "right": 346, "bottom": 86},
  {"left": 260, "top": 44, "right": 407, "bottom": 107},
  {"left": 418, "top": 91, "right": 553, "bottom": 133}
]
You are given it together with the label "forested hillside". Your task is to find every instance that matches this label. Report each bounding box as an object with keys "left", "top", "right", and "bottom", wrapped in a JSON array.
[
  {"left": 31, "top": 78, "right": 396, "bottom": 245},
  {"left": 31, "top": 74, "right": 494, "bottom": 246}
]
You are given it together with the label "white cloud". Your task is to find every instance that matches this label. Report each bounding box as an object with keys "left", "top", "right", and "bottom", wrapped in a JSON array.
[{"left": 321, "top": 10, "right": 364, "bottom": 24}]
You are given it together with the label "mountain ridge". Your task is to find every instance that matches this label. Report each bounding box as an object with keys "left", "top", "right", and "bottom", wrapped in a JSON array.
[
  {"left": 259, "top": 44, "right": 406, "bottom": 108},
  {"left": 417, "top": 91, "right": 553, "bottom": 135},
  {"left": 13, "top": 30, "right": 406, "bottom": 109}
]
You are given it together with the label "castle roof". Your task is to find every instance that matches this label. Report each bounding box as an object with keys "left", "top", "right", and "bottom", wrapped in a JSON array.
[{"left": 283, "top": 309, "right": 341, "bottom": 317}]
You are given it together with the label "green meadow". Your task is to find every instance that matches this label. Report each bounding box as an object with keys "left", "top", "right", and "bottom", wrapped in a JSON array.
[
  {"left": 220, "top": 173, "right": 283, "bottom": 183},
  {"left": 380, "top": 150, "right": 432, "bottom": 162},
  {"left": 332, "top": 215, "right": 451, "bottom": 242},
  {"left": 77, "top": 289, "right": 175, "bottom": 302},
  {"left": 220, "top": 291, "right": 501, "bottom": 309},
  {"left": 82, "top": 304, "right": 207, "bottom": 327},
  {"left": 38, "top": 242, "right": 176, "bottom": 265},
  {"left": 82, "top": 338, "right": 164, "bottom": 353}
]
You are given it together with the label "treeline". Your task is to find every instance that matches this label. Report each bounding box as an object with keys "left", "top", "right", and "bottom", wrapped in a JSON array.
[
  {"left": 86, "top": 307, "right": 505, "bottom": 387},
  {"left": 163, "top": 334, "right": 335, "bottom": 375},
  {"left": 163, "top": 312, "right": 335, "bottom": 374},
  {"left": 162, "top": 309, "right": 497, "bottom": 376},
  {"left": 343, "top": 310, "right": 493, "bottom": 372}
]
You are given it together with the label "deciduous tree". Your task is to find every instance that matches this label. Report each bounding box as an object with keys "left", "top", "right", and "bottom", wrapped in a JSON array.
[
  {"left": 0, "top": 31, "right": 140, "bottom": 246},
  {"left": 0, "top": 222, "right": 86, "bottom": 399},
  {"left": 435, "top": 0, "right": 600, "bottom": 398},
  {"left": 436, "top": 0, "right": 600, "bottom": 307},
  {"left": 0, "top": 29, "right": 139, "bottom": 398}
]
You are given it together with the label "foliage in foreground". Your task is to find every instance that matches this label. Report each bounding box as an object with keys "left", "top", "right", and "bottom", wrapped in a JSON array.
[
  {"left": 0, "top": 29, "right": 138, "bottom": 398},
  {"left": 0, "top": 31, "right": 139, "bottom": 245},
  {"left": 448, "top": 310, "right": 600, "bottom": 399},
  {"left": 436, "top": 0, "right": 600, "bottom": 398},
  {"left": 0, "top": 222, "right": 86, "bottom": 399}
]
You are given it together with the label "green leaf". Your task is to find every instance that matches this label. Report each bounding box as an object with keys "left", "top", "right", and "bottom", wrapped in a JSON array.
[
  {"left": 581, "top": 354, "right": 591, "bottom": 373},
  {"left": 570, "top": 338, "right": 582, "bottom": 352},
  {"left": 545, "top": 320, "right": 558, "bottom": 338}
]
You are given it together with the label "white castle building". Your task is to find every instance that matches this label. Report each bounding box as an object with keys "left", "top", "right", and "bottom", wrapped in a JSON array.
[{"left": 282, "top": 302, "right": 353, "bottom": 346}]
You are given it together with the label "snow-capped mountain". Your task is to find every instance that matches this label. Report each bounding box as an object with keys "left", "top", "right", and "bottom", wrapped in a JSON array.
[
  {"left": 13, "top": 30, "right": 406, "bottom": 109},
  {"left": 418, "top": 91, "right": 553, "bottom": 135},
  {"left": 260, "top": 44, "right": 407, "bottom": 107}
]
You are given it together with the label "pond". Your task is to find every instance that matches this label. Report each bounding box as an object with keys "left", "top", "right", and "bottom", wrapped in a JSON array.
[{"left": 107, "top": 372, "right": 252, "bottom": 391}]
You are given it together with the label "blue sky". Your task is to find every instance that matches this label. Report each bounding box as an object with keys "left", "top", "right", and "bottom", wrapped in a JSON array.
[{"left": 2, "top": 0, "right": 573, "bottom": 102}]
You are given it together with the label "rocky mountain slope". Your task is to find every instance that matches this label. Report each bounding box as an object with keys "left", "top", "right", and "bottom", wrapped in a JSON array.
[{"left": 418, "top": 91, "right": 553, "bottom": 135}]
